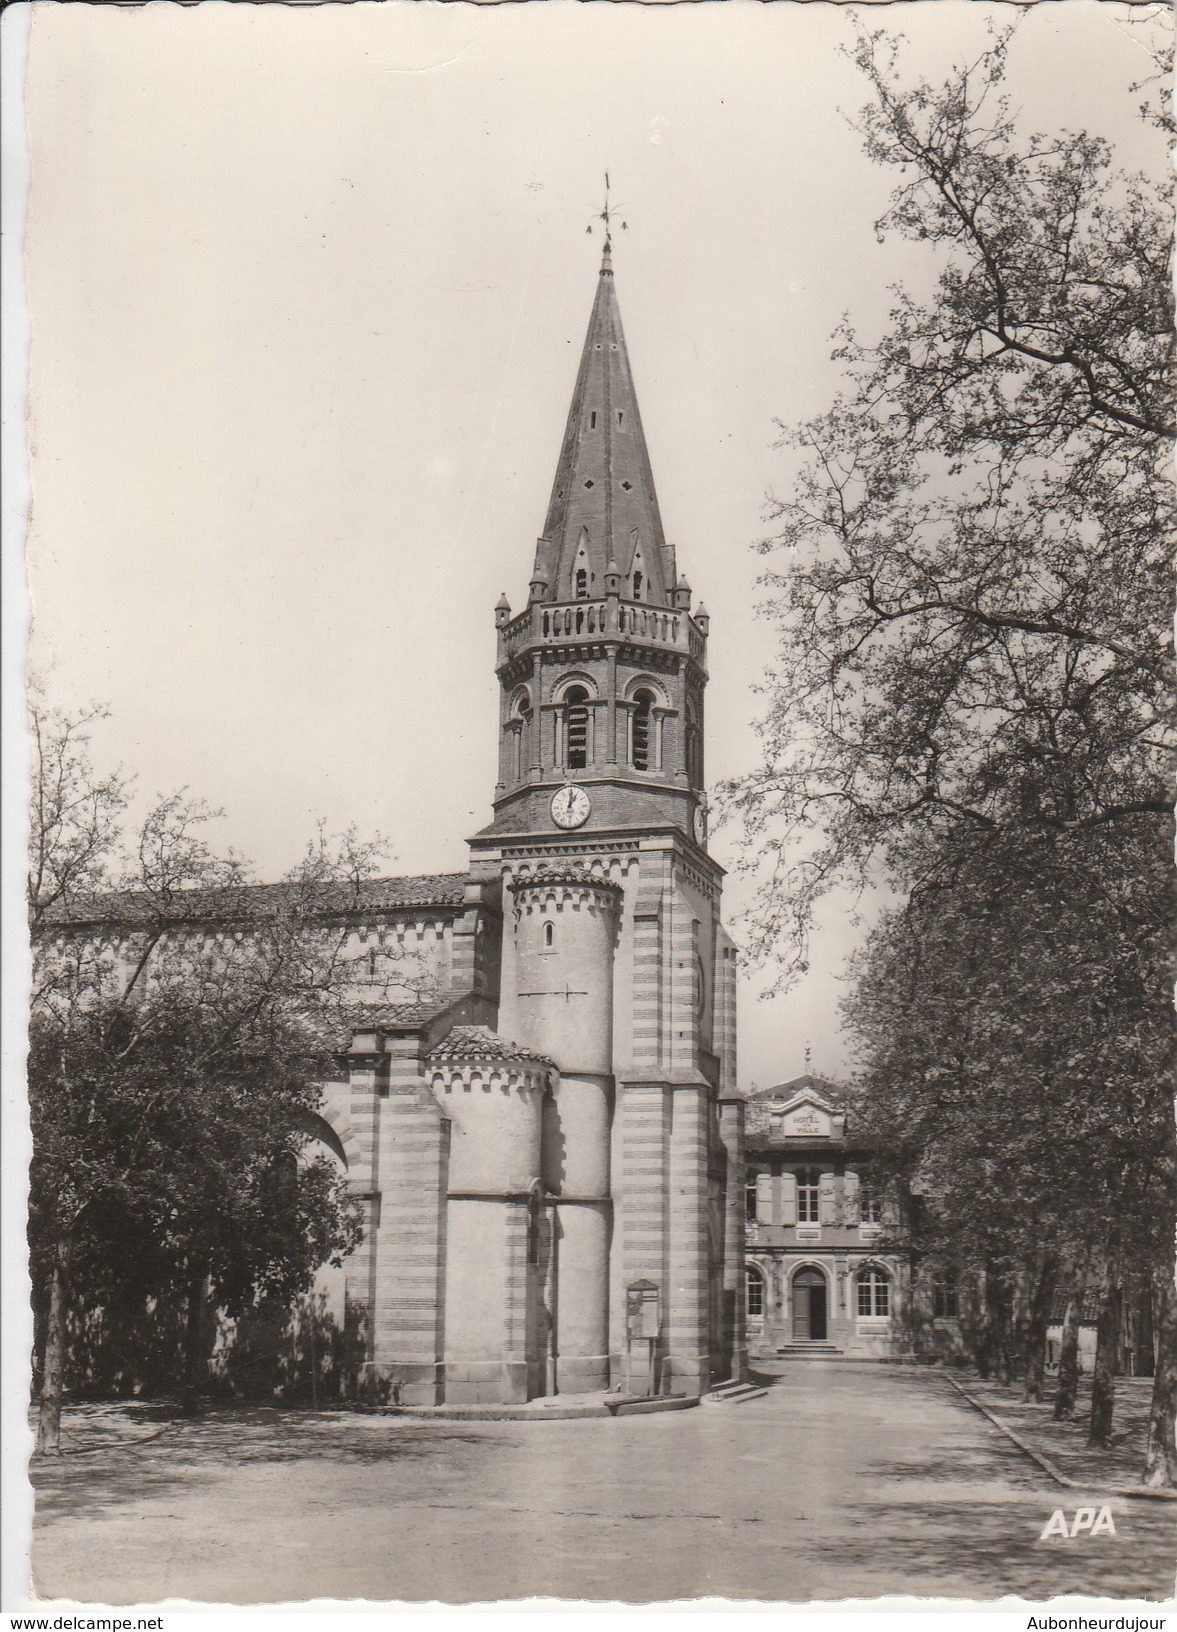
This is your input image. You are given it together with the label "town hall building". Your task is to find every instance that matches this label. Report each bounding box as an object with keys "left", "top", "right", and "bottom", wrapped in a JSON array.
[{"left": 744, "top": 1076, "right": 910, "bottom": 1360}]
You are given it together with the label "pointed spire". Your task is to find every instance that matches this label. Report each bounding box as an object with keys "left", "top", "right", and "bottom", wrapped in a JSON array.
[{"left": 537, "top": 244, "right": 671, "bottom": 607}]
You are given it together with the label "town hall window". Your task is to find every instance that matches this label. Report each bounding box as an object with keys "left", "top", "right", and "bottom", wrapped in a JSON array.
[
  {"left": 746, "top": 1265, "right": 765, "bottom": 1318},
  {"left": 796, "top": 1166, "right": 821, "bottom": 1224},
  {"left": 857, "top": 1267, "right": 890, "bottom": 1318},
  {"left": 933, "top": 1273, "right": 959, "bottom": 1320}
]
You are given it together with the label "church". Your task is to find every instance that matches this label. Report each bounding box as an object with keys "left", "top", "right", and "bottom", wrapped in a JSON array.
[{"left": 299, "top": 235, "right": 745, "bottom": 1405}]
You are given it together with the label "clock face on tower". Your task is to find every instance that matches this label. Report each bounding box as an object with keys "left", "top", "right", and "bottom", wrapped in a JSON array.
[{"left": 551, "top": 784, "right": 592, "bottom": 830}]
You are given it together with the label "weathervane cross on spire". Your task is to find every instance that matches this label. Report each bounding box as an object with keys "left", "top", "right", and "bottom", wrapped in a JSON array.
[{"left": 586, "top": 172, "right": 627, "bottom": 247}]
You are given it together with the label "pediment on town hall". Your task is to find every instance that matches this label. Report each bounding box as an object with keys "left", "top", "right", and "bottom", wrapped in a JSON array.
[
  {"left": 746, "top": 1075, "right": 843, "bottom": 1141},
  {"left": 774, "top": 1093, "right": 835, "bottom": 1138}
]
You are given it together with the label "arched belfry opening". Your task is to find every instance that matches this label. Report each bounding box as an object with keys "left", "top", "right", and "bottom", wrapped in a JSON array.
[{"left": 563, "top": 686, "right": 591, "bottom": 769}]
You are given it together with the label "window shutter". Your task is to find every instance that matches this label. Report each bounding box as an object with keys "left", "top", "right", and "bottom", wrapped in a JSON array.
[
  {"left": 842, "top": 1170, "right": 860, "bottom": 1225},
  {"left": 755, "top": 1173, "right": 773, "bottom": 1225},
  {"left": 781, "top": 1171, "right": 797, "bottom": 1226},
  {"left": 819, "top": 1171, "right": 837, "bottom": 1225}
]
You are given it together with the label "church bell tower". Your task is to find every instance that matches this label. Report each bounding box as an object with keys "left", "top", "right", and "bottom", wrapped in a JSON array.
[
  {"left": 484, "top": 233, "right": 711, "bottom": 850},
  {"left": 468, "top": 231, "right": 744, "bottom": 1402}
]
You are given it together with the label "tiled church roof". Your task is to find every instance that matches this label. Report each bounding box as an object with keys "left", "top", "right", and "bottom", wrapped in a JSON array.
[
  {"left": 509, "top": 864, "right": 621, "bottom": 891},
  {"left": 428, "top": 1025, "right": 555, "bottom": 1069},
  {"left": 42, "top": 872, "right": 472, "bottom": 929},
  {"left": 348, "top": 999, "right": 456, "bottom": 1031}
]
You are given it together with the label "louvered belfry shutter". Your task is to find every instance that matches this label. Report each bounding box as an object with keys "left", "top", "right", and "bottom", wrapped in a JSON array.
[
  {"left": 819, "top": 1171, "right": 837, "bottom": 1225},
  {"left": 842, "top": 1170, "right": 860, "bottom": 1224},
  {"left": 755, "top": 1173, "right": 773, "bottom": 1226},
  {"left": 781, "top": 1171, "right": 797, "bottom": 1226}
]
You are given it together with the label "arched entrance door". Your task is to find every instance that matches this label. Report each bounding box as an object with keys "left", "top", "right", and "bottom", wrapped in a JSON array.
[{"left": 792, "top": 1267, "right": 828, "bottom": 1342}]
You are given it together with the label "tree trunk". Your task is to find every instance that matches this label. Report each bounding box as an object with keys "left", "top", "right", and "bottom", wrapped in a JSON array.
[
  {"left": 987, "top": 1264, "right": 1012, "bottom": 1385},
  {"left": 1134, "top": 1272, "right": 1155, "bottom": 1379},
  {"left": 181, "top": 1264, "right": 208, "bottom": 1416},
  {"left": 1143, "top": 1261, "right": 1177, "bottom": 1488},
  {"left": 1022, "top": 1253, "right": 1058, "bottom": 1404},
  {"left": 973, "top": 1268, "right": 994, "bottom": 1379},
  {"left": 1054, "top": 1256, "right": 1088, "bottom": 1421},
  {"left": 35, "top": 1232, "right": 73, "bottom": 1457},
  {"left": 1087, "top": 1276, "right": 1121, "bottom": 1450}
]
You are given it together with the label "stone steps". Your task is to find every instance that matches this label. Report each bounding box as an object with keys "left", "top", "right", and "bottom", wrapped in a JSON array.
[
  {"left": 701, "top": 1380, "right": 770, "bottom": 1405},
  {"left": 774, "top": 1343, "right": 844, "bottom": 1360}
]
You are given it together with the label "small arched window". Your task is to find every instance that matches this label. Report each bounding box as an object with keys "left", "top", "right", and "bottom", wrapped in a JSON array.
[
  {"left": 746, "top": 1265, "right": 765, "bottom": 1318},
  {"left": 632, "top": 571, "right": 643, "bottom": 601},
  {"left": 631, "top": 689, "right": 655, "bottom": 771},
  {"left": 543, "top": 920, "right": 555, "bottom": 949},
  {"left": 857, "top": 1267, "right": 890, "bottom": 1318},
  {"left": 564, "top": 686, "right": 589, "bottom": 769},
  {"left": 367, "top": 947, "right": 378, "bottom": 979},
  {"left": 575, "top": 568, "right": 588, "bottom": 599}
]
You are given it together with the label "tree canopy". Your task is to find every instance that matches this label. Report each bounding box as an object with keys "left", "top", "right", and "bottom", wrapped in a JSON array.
[
  {"left": 28, "top": 703, "right": 423, "bottom": 1449},
  {"left": 727, "top": 26, "right": 1175, "bottom": 1483},
  {"left": 729, "top": 26, "right": 1172, "bottom": 972}
]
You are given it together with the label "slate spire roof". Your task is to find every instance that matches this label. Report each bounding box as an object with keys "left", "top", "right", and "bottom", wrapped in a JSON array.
[{"left": 531, "top": 239, "right": 676, "bottom": 609}]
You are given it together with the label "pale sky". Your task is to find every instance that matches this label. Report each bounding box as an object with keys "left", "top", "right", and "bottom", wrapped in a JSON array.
[{"left": 14, "top": 0, "right": 1169, "bottom": 1093}]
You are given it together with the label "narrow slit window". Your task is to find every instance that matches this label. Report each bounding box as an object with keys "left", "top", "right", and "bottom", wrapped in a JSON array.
[
  {"left": 618, "top": 411, "right": 624, "bottom": 426},
  {"left": 575, "top": 569, "right": 588, "bottom": 599},
  {"left": 543, "top": 921, "right": 555, "bottom": 949},
  {"left": 590, "top": 411, "right": 597, "bottom": 429},
  {"left": 633, "top": 571, "right": 643, "bottom": 601}
]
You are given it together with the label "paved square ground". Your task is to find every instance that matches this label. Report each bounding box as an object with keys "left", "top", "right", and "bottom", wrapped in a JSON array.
[{"left": 29, "top": 1363, "right": 1177, "bottom": 1604}]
